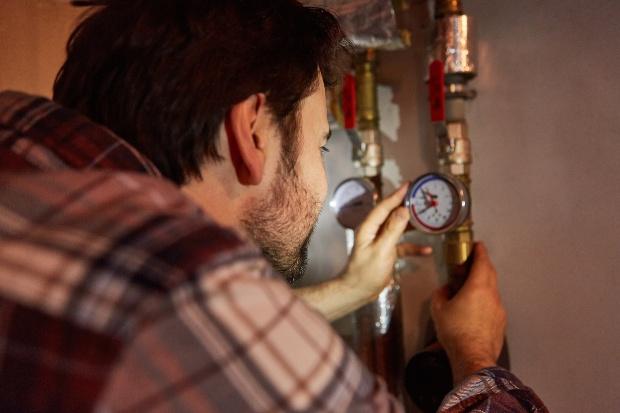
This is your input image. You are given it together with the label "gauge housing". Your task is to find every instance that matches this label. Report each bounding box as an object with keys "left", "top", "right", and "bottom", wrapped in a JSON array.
[
  {"left": 329, "top": 177, "right": 378, "bottom": 230},
  {"left": 405, "top": 172, "right": 470, "bottom": 234}
]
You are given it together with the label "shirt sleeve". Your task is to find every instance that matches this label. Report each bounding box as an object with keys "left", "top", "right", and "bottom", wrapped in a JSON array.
[
  {"left": 98, "top": 256, "right": 402, "bottom": 413},
  {"left": 438, "top": 367, "right": 549, "bottom": 413}
]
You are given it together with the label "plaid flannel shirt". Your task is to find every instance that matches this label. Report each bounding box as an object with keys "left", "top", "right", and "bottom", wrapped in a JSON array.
[{"left": 0, "top": 91, "right": 547, "bottom": 412}]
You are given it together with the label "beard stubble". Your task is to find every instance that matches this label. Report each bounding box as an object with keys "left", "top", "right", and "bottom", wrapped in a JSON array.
[{"left": 241, "top": 162, "right": 323, "bottom": 284}]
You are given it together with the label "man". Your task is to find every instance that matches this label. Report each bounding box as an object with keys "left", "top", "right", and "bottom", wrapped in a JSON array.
[{"left": 0, "top": 0, "right": 547, "bottom": 411}]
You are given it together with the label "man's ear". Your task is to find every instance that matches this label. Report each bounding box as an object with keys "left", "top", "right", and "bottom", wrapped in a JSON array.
[{"left": 225, "top": 93, "right": 268, "bottom": 186}]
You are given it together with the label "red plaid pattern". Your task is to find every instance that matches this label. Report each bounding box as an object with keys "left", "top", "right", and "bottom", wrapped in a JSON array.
[{"left": 0, "top": 91, "right": 546, "bottom": 412}]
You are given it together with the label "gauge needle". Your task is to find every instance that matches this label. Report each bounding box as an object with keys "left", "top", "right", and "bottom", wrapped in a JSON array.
[
  {"left": 425, "top": 193, "right": 439, "bottom": 208},
  {"left": 418, "top": 204, "right": 436, "bottom": 215},
  {"left": 421, "top": 189, "right": 439, "bottom": 208},
  {"left": 422, "top": 189, "right": 438, "bottom": 199}
]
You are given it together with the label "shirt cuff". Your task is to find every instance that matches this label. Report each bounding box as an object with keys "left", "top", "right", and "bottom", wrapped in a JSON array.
[{"left": 438, "top": 367, "right": 547, "bottom": 412}]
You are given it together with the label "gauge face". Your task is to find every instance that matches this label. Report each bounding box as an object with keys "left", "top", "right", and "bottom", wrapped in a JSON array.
[
  {"left": 405, "top": 173, "right": 470, "bottom": 234},
  {"left": 329, "top": 178, "right": 377, "bottom": 229}
]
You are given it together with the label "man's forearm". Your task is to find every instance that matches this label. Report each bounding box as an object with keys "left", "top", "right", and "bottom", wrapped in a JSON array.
[{"left": 294, "top": 277, "right": 375, "bottom": 321}]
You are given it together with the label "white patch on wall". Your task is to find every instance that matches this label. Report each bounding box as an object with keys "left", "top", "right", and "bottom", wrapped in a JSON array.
[
  {"left": 377, "top": 84, "right": 403, "bottom": 189},
  {"left": 378, "top": 85, "right": 400, "bottom": 143},
  {"left": 382, "top": 158, "right": 404, "bottom": 189}
]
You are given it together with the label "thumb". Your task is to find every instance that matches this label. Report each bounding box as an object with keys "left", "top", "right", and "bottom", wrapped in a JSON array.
[
  {"left": 355, "top": 183, "right": 408, "bottom": 247},
  {"left": 375, "top": 206, "right": 409, "bottom": 251}
]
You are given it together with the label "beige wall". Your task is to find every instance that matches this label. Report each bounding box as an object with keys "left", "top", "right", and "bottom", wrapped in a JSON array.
[
  {"left": 462, "top": 1, "right": 619, "bottom": 410},
  {"left": 1, "top": 0, "right": 619, "bottom": 412},
  {"left": 0, "top": 0, "right": 82, "bottom": 97},
  {"left": 309, "top": 0, "right": 620, "bottom": 412}
]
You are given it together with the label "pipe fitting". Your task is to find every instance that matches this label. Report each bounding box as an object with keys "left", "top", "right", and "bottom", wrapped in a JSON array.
[
  {"left": 353, "top": 129, "right": 384, "bottom": 176},
  {"left": 437, "top": 121, "right": 471, "bottom": 176},
  {"left": 431, "top": 14, "right": 477, "bottom": 81},
  {"left": 352, "top": 49, "right": 383, "bottom": 175}
]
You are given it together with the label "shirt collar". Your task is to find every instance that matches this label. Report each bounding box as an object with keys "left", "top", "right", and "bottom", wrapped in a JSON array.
[{"left": 0, "top": 90, "right": 161, "bottom": 177}]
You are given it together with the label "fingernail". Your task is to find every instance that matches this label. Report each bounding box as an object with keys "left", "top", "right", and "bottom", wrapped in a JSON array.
[{"left": 422, "top": 246, "right": 433, "bottom": 254}]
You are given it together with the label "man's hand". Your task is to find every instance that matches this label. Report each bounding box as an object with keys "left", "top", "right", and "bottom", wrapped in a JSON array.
[
  {"left": 431, "top": 243, "right": 507, "bottom": 384},
  {"left": 341, "top": 183, "right": 432, "bottom": 300},
  {"left": 295, "top": 183, "right": 431, "bottom": 321}
]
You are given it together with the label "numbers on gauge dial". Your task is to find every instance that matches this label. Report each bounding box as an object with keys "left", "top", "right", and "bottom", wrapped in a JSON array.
[{"left": 411, "top": 179, "right": 454, "bottom": 229}]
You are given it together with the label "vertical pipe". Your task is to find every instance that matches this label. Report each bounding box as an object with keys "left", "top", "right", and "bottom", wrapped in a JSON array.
[
  {"left": 431, "top": 0, "right": 476, "bottom": 291},
  {"left": 350, "top": 48, "right": 404, "bottom": 398},
  {"left": 355, "top": 49, "right": 379, "bottom": 132},
  {"left": 353, "top": 49, "right": 383, "bottom": 185},
  {"left": 405, "top": 2, "right": 478, "bottom": 411},
  {"left": 439, "top": 97, "right": 474, "bottom": 292}
]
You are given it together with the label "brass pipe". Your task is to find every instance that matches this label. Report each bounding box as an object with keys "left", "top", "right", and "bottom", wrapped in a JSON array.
[
  {"left": 436, "top": 65, "right": 475, "bottom": 285},
  {"left": 445, "top": 224, "right": 473, "bottom": 266},
  {"left": 354, "top": 49, "right": 379, "bottom": 131},
  {"left": 444, "top": 202, "right": 473, "bottom": 293},
  {"left": 438, "top": 118, "right": 473, "bottom": 286},
  {"left": 352, "top": 49, "right": 384, "bottom": 179}
]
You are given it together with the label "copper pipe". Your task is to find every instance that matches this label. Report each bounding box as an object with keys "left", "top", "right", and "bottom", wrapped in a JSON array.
[{"left": 435, "top": 0, "right": 463, "bottom": 18}]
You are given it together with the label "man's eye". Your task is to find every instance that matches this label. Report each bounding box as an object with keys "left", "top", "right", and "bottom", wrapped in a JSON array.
[{"left": 320, "top": 146, "right": 330, "bottom": 154}]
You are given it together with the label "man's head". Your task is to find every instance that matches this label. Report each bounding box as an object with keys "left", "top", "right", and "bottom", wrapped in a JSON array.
[{"left": 54, "top": 0, "right": 347, "bottom": 282}]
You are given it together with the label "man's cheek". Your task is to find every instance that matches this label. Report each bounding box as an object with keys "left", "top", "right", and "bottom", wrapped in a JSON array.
[
  {"left": 314, "top": 171, "right": 328, "bottom": 207},
  {"left": 313, "top": 159, "right": 328, "bottom": 204}
]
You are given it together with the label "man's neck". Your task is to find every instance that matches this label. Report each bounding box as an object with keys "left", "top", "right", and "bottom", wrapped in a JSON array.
[{"left": 181, "top": 175, "right": 243, "bottom": 232}]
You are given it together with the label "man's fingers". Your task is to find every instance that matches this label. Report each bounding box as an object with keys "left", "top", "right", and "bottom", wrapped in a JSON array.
[
  {"left": 356, "top": 183, "right": 409, "bottom": 245},
  {"left": 374, "top": 206, "right": 409, "bottom": 251},
  {"left": 396, "top": 242, "right": 433, "bottom": 258}
]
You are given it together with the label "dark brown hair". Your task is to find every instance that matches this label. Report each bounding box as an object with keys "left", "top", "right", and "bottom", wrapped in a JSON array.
[{"left": 54, "top": 0, "right": 347, "bottom": 184}]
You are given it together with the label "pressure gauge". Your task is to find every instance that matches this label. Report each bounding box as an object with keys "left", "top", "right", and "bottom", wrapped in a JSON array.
[
  {"left": 329, "top": 177, "right": 378, "bottom": 229},
  {"left": 405, "top": 172, "right": 470, "bottom": 234}
]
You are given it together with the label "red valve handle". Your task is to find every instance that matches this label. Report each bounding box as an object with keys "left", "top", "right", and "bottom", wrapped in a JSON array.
[{"left": 428, "top": 60, "right": 446, "bottom": 123}]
